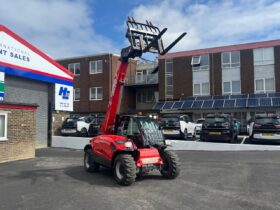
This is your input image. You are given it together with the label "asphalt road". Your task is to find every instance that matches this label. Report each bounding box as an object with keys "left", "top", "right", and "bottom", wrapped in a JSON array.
[{"left": 1, "top": 148, "right": 280, "bottom": 210}]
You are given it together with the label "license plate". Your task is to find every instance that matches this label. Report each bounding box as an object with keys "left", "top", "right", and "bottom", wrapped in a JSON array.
[
  {"left": 163, "top": 129, "right": 173, "bottom": 133},
  {"left": 141, "top": 157, "right": 159, "bottom": 164},
  {"left": 210, "top": 131, "right": 221, "bottom": 135},
  {"left": 62, "top": 129, "right": 76, "bottom": 133},
  {"left": 262, "top": 133, "right": 274, "bottom": 136}
]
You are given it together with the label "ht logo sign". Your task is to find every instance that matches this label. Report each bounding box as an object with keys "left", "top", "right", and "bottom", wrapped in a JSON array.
[{"left": 59, "top": 87, "right": 70, "bottom": 100}]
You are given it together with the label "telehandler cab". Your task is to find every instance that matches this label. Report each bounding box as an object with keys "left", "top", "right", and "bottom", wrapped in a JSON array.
[{"left": 84, "top": 17, "right": 186, "bottom": 185}]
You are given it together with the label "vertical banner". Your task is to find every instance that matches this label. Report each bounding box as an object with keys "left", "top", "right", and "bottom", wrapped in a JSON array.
[
  {"left": 55, "top": 83, "right": 73, "bottom": 111},
  {"left": 0, "top": 72, "right": 4, "bottom": 101}
]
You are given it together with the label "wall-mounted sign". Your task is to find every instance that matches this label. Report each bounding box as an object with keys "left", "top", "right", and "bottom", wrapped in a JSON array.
[
  {"left": 55, "top": 83, "right": 73, "bottom": 111},
  {"left": 0, "top": 25, "right": 73, "bottom": 86},
  {"left": 0, "top": 72, "right": 4, "bottom": 101}
]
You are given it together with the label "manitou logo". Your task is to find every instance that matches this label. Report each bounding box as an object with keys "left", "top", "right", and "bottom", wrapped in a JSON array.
[{"left": 59, "top": 87, "right": 70, "bottom": 100}]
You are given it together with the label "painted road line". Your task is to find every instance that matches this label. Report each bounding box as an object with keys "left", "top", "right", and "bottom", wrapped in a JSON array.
[{"left": 241, "top": 136, "right": 247, "bottom": 144}]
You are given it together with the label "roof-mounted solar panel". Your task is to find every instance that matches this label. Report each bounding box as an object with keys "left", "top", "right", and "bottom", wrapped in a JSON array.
[
  {"left": 162, "top": 101, "right": 174, "bottom": 109},
  {"left": 202, "top": 100, "right": 214, "bottom": 108},
  {"left": 213, "top": 99, "right": 225, "bottom": 108},
  {"left": 224, "top": 99, "right": 235, "bottom": 108},
  {"left": 249, "top": 93, "right": 267, "bottom": 98},
  {"left": 247, "top": 98, "right": 259, "bottom": 107},
  {"left": 181, "top": 100, "right": 194, "bottom": 109},
  {"left": 230, "top": 94, "right": 248, "bottom": 99},
  {"left": 272, "top": 97, "right": 280, "bottom": 106},
  {"left": 153, "top": 101, "right": 165, "bottom": 110},
  {"left": 195, "top": 96, "right": 213, "bottom": 100},
  {"left": 192, "top": 100, "right": 203, "bottom": 109},
  {"left": 235, "top": 98, "right": 247, "bottom": 107},
  {"left": 213, "top": 95, "right": 229, "bottom": 100},
  {"left": 172, "top": 101, "right": 184, "bottom": 109},
  {"left": 260, "top": 98, "right": 272, "bottom": 107}
]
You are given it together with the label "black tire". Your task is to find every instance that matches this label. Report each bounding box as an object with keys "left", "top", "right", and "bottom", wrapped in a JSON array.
[
  {"left": 114, "top": 154, "right": 136, "bottom": 186},
  {"left": 84, "top": 150, "right": 99, "bottom": 172},
  {"left": 80, "top": 128, "right": 88, "bottom": 137},
  {"left": 181, "top": 129, "right": 188, "bottom": 140},
  {"left": 160, "top": 150, "right": 180, "bottom": 179}
]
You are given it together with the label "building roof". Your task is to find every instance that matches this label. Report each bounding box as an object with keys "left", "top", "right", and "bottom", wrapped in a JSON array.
[
  {"left": 160, "top": 39, "right": 280, "bottom": 59},
  {"left": 0, "top": 25, "right": 73, "bottom": 86},
  {"left": 56, "top": 53, "right": 120, "bottom": 61}
]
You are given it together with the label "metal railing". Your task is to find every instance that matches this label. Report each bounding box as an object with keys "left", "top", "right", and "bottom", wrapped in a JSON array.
[{"left": 126, "top": 74, "right": 158, "bottom": 85}]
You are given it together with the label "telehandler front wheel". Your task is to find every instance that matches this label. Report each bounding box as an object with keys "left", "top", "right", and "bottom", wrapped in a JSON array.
[
  {"left": 114, "top": 154, "right": 136, "bottom": 186},
  {"left": 160, "top": 150, "right": 180, "bottom": 179}
]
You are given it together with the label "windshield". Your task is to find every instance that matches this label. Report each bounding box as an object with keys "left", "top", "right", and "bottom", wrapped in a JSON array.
[
  {"left": 196, "top": 119, "right": 205, "bottom": 124},
  {"left": 205, "top": 116, "right": 228, "bottom": 124},
  {"left": 138, "top": 118, "right": 164, "bottom": 145},
  {"left": 160, "top": 117, "right": 179, "bottom": 123},
  {"left": 255, "top": 117, "right": 280, "bottom": 125}
]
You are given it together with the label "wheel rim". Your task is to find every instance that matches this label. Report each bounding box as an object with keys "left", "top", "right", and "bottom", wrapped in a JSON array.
[
  {"left": 115, "top": 161, "right": 124, "bottom": 179},
  {"left": 85, "top": 153, "right": 90, "bottom": 168}
]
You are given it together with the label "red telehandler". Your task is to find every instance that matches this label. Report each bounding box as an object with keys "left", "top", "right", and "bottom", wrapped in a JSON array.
[{"left": 84, "top": 17, "right": 186, "bottom": 186}]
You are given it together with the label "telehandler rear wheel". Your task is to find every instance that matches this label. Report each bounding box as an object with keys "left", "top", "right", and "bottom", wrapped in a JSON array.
[
  {"left": 84, "top": 149, "right": 100, "bottom": 172},
  {"left": 114, "top": 154, "right": 136, "bottom": 186},
  {"left": 160, "top": 150, "right": 180, "bottom": 179}
]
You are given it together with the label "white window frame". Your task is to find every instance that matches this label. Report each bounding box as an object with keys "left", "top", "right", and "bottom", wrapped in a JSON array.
[
  {"left": 68, "top": 63, "right": 80, "bottom": 75},
  {"left": 223, "top": 80, "right": 241, "bottom": 95},
  {"left": 253, "top": 47, "right": 274, "bottom": 66},
  {"left": 193, "top": 82, "right": 210, "bottom": 96},
  {"left": 89, "top": 60, "right": 103, "bottom": 74},
  {"left": 73, "top": 88, "right": 80, "bottom": 101},
  {"left": 191, "top": 56, "right": 201, "bottom": 65},
  {"left": 0, "top": 112, "right": 8, "bottom": 141},
  {"left": 165, "top": 59, "right": 173, "bottom": 99},
  {"left": 255, "top": 78, "right": 275, "bottom": 93},
  {"left": 222, "top": 51, "right": 240, "bottom": 68},
  {"left": 192, "top": 54, "right": 209, "bottom": 71},
  {"left": 89, "top": 87, "right": 103, "bottom": 100}
]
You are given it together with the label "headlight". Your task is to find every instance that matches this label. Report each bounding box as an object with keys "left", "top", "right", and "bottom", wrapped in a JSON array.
[{"left": 124, "top": 141, "right": 133, "bottom": 148}]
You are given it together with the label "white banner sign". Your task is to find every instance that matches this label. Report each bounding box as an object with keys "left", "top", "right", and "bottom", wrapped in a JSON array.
[{"left": 55, "top": 84, "right": 73, "bottom": 111}]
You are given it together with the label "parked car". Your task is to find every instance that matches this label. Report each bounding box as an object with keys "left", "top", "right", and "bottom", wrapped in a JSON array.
[
  {"left": 60, "top": 117, "right": 78, "bottom": 136},
  {"left": 76, "top": 116, "right": 94, "bottom": 136},
  {"left": 249, "top": 114, "right": 280, "bottom": 143},
  {"left": 159, "top": 114, "right": 196, "bottom": 140},
  {"left": 88, "top": 116, "right": 104, "bottom": 136},
  {"left": 200, "top": 114, "right": 238, "bottom": 143},
  {"left": 194, "top": 118, "right": 205, "bottom": 138}
]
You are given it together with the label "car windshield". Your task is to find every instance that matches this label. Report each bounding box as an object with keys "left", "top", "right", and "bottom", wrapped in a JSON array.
[
  {"left": 196, "top": 119, "right": 205, "bottom": 124},
  {"left": 255, "top": 117, "right": 280, "bottom": 125},
  {"left": 160, "top": 117, "right": 179, "bottom": 123},
  {"left": 205, "top": 116, "right": 228, "bottom": 124}
]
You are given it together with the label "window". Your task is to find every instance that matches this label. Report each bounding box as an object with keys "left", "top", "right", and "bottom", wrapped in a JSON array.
[
  {"left": 222, "top": 51, "right": 240, "bottom": 68},
  {"left": 165, "top": 59, "right": 173, "bottom": 99},
  {"left": 90, "top": 87, "right": 103, "bottom": 100},
  {"left": 193, "top": 82, "right": 210, "bottom": 96},
  {"left": 90, "top": 60, "right": 103, "bottom": 74},
  {"left": 192, "top": 54, "right": 209, "bottom": 71},
  {"left": 223, "top": 81, "right": 241, "bottom": 94},
  {"left": 253, "top": 47, "right": 274, "bottom": 65},
  {"left": 68, "top": 63, "right": 80, "bottom": 75},
  {"left": 255, "top": 78, "right": 275, "bottom": 93},
  {"left": 191, "top": 56, "right": 201, "bottom": 65},
  {"left": 136, "top": 91, "right": 155, "bottom": 103},
  {"left": 74, "top": 88, "right": 80, "bottom": 101},
  {"left": 0, "top": 112, "right": 8, "bottom": 141}
]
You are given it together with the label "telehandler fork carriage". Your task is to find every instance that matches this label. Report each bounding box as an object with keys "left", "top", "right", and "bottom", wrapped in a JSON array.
[{"left": 84, "top": 17, "right": 186, "bottom": 186}]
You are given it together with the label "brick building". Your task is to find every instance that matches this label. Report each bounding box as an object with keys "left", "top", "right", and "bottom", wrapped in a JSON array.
[
  {"left": 57, "top": 54, "right": 139, "bottom": 115},
  {"left": 0, "top": 25, "right": 73, "bottom": 163},
  {"left": 154, "top": 39, "right": 280, "bottom": 130}
]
